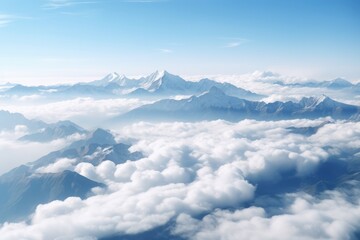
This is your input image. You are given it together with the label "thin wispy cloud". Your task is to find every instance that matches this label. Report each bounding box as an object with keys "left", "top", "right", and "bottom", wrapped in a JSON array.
[
  {"left": 122, "top": 0, "right": 168, "bottom": 3},
  {"left": 159, "top": 48, "right": 173, "bottom": 54},
  {"left": 0, "top": 14, "right": 17, "bottom": 28},
  {"left": 60, "top": 11, "right": 84, "bottom": 15},
  {"left": 225, "top": 42, "right": 241, "bottom": 48},
  {"left": 0, "top": 14, "right": 30, "bottom": 28},
  {"left": 44, "top": 0, "right": 97, "bottom": 9},
  {"left": 60, "top": 11, "right": 92, "bottom": 16},
  {"left": 222, "top": 38, "right": 249, "bottom": 48}
]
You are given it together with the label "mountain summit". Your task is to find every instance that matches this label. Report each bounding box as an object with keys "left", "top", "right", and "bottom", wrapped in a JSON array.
[{"left": 141, "top": 70, "right": 189, "bottom": 93}]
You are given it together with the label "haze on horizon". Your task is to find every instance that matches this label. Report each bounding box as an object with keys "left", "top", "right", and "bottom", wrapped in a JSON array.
[{"left": 1, "top": 0, "right": 360, "bottom": 85}]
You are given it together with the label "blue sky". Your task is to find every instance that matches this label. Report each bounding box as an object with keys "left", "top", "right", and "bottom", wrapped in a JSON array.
[{"left": 0, "top": 0, "right": 359, "bottom": 84}]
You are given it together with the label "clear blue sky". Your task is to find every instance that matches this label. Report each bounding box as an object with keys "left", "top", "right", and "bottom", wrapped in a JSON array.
[{"left": 0, "top": 0, "right": 359, "bottom": 84}]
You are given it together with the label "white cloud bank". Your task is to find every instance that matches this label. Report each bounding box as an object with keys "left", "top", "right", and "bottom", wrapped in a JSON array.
[
  {"left": 0, "top": 97, "right": 150, "bottom": 128},
  {"left": 0, "top": 126, "right": 81, "bottom": 175},
  {"left": 174, "top": 189, "right": 360, "bottom": 240},
  {"left": 0, "top": 119, "right": 359, "bottom": 239}
]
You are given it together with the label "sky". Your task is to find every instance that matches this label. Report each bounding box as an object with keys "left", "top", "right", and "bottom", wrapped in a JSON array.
[{"left": 0, "top": 0, "right": 359, "bottom": 84}]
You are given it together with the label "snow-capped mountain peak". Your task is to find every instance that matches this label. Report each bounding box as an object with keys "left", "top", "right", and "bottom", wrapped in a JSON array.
[
  {"left": 153, "top": 70, "right": 167, "bottom": 79},
  {"left": 141, "top": 70, "right": 187, "bottom": 92},
  {"left": 141, "top": 70, "right": 166, "bottom": 89},
  {"left": 315, "top": 94, "right": 329, "bottom": 104},
  {"left": 89, "top": 72, "right": 124, "bottom": 86},
  {"left": 300, "top": 95, "right": 340, "bottom": 109},
  {"left": 144, "top": 70, "right": 168, "bottom": 82},
  {"left": 104, "top": 72, "right": 121, "bottom": 81}
]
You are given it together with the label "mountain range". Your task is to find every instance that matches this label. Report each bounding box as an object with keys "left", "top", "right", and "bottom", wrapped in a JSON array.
[
  {"left": 121, "top": 70, "right": 263, "bottom": 100},
  {"left": 2, "top": 71, "right": 360, "bottom": 101},
  {"left": 0, "top": 70, "right": 264, "bottom": 100},
  {"left": 116, "top": 87, "right": 360, "bottom": 123}
]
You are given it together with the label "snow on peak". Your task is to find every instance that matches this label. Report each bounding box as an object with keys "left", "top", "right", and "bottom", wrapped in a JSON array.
[
  {"left": 89, "top": 72, "right": 128, "bottom": 86},
  {"left": 316, "top": 94, "right": 329, "bottom": 103},
  {"left": 104, "top": 72, "right": 121, "bottom": 81},
  {"left": 156, "top": 70, "right": 167, "bottom": 78},
  {"left": 301, "top": 95, "right": 334, "bottom": 108},
  {"left": 142, "top": 70, "right": 183, "bottom": 91},
  {"left": 146, "top": 70, "right": 169, "bottom": 82},
  {"left": 103, "top": 72, "right": 131, "bottom": 83}
]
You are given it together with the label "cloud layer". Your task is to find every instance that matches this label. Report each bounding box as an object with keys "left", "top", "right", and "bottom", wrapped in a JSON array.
[
  {"left": 174, "top": 189, "right": 360, "bottom": 240},
  {"left": 44, "top": 0, "right": 97, "bottom": 9},
  {"left": 0, "top": 119, "right": 359, "bottom": 239},
  {"left": 0, "top": 126, "right": 80, "bottom": 175},
  {"left": 0, "top": 97, "right": 150, "bottom": 128}
]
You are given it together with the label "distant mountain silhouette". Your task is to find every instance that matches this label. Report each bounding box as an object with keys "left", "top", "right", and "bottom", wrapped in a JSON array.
[{"left": 116, "top": 88, "right": 360, "bottom": 123}]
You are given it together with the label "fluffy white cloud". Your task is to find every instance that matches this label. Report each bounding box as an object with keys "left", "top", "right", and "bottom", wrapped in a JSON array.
[
  {"left": 116, "top": 119, "right": 345, "bottom": 180},
  {"left": 0, "top": 125, "right": 29, "bottom": 140},
  {"left": 0, "top": 138, "right": 70, "bottom": 175},
  {"left": 0, "top": 97, "right": 151, "bottom": 128},
  {"left": 174, "top": 189, "right": 360, "bottom": 240},
  {"left": 36, "top": 158, "right": 77, "bottom": 174},
  {"left": 0, "top": 126, "right": 86, "bottom": 175},
  {"left": 310, "top": 121, "right": 360, "bottom": 149},
  {"left": 0, "top": 119, "right": 359, "bottom": 239}
]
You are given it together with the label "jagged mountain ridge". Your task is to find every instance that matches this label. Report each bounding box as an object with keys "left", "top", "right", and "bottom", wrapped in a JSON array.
[
  {"left": 31, "top": 128, "right": 143, "bottom": 169},
  {"left": 117, "top": 87, "right": 360, "bottom": 122},
  {"left": 116, "top": 70, "right": 263, "bottom": 100},
  {"left": 0, "top": 170, "right": 103, "bottom": 223},
  {"left": 19, "top": 120, "right": 87, "bottom": 142},
  {"left": 0, "top": 110, "right": 86, "bottom": 142},
  {"left": 1, "top": 70, "right": 264, "bottom": 100},
  {"left": 0, "top": 128, "right": 143, "bottom": 223}
]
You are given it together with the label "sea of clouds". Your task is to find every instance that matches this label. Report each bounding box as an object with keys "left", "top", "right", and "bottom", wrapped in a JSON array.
[{"left": 0, "top": 119, "right": 359, "bottom": 239}]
